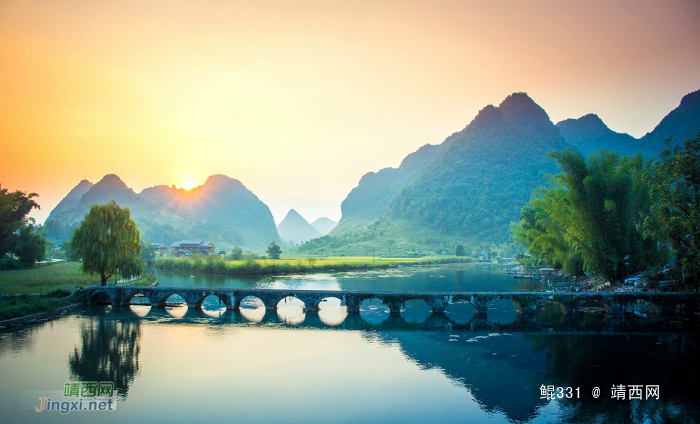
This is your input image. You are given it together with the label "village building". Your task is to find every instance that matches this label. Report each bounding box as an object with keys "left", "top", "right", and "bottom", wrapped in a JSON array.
[
  {"left": 170, "top": 240, "right": 215, "bottom": 256},
  {"left": 152, "top": 243, "right": 169, "bottom": 254}
]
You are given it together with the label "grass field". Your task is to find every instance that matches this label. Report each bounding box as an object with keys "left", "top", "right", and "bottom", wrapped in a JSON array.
[
  {"left": 231, "top": 256, "right": 422, "bottom": 266},
  {"left": 0, "top": 262, "right": 156, "bottom": 295},
  {"left": 155, "top": 255, "right": 473, "bottom": 275}
]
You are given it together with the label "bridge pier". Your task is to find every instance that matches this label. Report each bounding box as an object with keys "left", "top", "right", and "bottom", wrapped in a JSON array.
[{"left": 343, "top": 295, "right": 361, "bottom": 313}]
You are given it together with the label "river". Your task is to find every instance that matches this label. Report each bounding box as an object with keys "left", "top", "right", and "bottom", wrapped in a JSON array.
[{"left": 0, "top": 264, "right": 697, "bottom": 423}]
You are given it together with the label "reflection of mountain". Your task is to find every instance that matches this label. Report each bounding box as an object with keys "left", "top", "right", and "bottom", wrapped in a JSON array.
[
  {"left": 68, "top": 316, "right": 142, "bottom": 399},
  {"left": 371, "top": 329, "right": 700, "bottom": 423},
  {"left": 381, "top": 331, "right": 548, "bottom": 423}
]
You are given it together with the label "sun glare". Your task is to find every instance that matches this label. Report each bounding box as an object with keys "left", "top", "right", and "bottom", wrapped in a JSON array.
[{"left": 182, "top": 180, "right": 196, "bottom": 191}]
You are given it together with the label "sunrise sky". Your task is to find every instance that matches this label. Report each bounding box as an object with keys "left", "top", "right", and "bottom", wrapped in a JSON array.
[{"left": 1, "top": 0, "right": 699, "bottom": 224}]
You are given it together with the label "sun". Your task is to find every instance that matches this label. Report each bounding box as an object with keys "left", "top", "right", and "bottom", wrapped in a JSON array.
[{"left": 182, "top": 180, "right": 196, "bottom": 191}]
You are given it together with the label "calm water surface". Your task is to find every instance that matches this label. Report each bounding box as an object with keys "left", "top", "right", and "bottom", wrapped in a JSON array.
[
  {"left": 153, "top": 263, "right": 567, "bottom": 292},
  {"left": 1, "top": 265, "right": 698, "bottom": 423}
]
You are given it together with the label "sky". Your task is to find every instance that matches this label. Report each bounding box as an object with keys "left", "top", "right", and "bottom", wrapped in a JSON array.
[{"left": 1, "top": 0, "right": 699, "bottom": 225}]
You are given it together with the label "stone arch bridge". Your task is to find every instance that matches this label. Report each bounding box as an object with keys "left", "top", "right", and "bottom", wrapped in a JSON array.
[{"left": 85, "top": 287, "right": 700, "bottom": 315}]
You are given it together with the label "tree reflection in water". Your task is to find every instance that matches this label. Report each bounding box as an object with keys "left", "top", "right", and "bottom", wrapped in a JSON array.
[{"left": 68, "top": 316, "right": 142, "bottom": 399}]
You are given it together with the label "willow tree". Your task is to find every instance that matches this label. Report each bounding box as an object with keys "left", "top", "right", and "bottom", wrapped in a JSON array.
[{"left": 72, "top": 201, "right": 142, "bottom": 285}]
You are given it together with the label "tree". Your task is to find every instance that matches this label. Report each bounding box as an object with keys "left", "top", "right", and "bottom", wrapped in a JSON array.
[
  {"left": 62, "top": 239, "right": 79, "bottom": 261},
  {"left": 513, "top": 149, "right": 663, "bottom": 281},
  {"left": 140, "top": 240, "right": 156, "bottom": 264},
  {"left": 12, "top": 225, "right": 46, "bottom": 266},
  {"left": 644, "top": 134, "right": 700, "bottom": 290},
  {"left": 72, "top": 201, "right": 142, "bottom": 285},
  {"left": 454, "top": 243, "right": 466, "bottom": 257},
  {"left": 266, "top": 241, "right": 282, "bottom": 259},
  {"left": 228, "top": 246, "right": 243, "bottom": 260},
  {"left": 0, "top": 185, "right": 40, "bottom": 258}
]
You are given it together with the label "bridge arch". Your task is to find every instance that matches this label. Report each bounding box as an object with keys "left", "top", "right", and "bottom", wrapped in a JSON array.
[
  {"left": 276, "top": 295, "right": 306, "bottom": 325},
  {"left": 535, "top": 300, "right": 568, "bottom": 326},
  {"left": 359, "top": 297, "right": 390, "bottom": 324},
  {"left": 445, "top": 301, "right": 478, "bottom": 324},
  {"left": 400, "top": 299, "right": 432, "bottom": 324},
  {"left": 317, "top": 297, "right": 348, "bottom": 326},
  {"left": 236, "top": 295, "right": 266, "bottom": 323},
  {"left": 487, "top": 298, "right": 521, "bottom": 325},
  {"left": 578, "top": 299, "right": 613, "bottom": 314},
  {"left": 630, "top": 299, "right": 661, "bottom": 316},
  {"left": 89, "top": 290, "right": 113, "bottom": 306}
]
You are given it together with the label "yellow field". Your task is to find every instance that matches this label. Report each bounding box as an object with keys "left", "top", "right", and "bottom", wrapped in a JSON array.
[{"left": 227, "top": 256, "right": 421, "bottom": 266}]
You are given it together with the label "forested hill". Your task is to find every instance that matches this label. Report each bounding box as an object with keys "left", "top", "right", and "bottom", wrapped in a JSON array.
[
  {"left": 556, "top": 114, "right": 639, "bottom": 157},
  {"left": 44, "top": 174, "right": 280, "bottom": 251},
  {"left": 385, "top": 92, "right": 568, "bottom": 243},
  {"left": 557, "top": 89, "right": 700, "bottom": 158},
  {"left": 331, "top": 143, "right": 442, "bottom": 235},
  {"left": 639, "top": 89, "right": 700, "bottom": 157}
]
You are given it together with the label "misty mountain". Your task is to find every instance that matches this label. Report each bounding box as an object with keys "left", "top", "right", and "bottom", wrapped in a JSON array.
[
  {"left": 45, "top": 174, "right": 279, "bottom": 251},
  {"left": 46, "top": 179, "right": 94, "bottom": 222},
  {"left": 71, "top": 174, "right": 153, "bottom": 222},
  {"left": 332, "top": 143, "right": 442, "bottom": 235},
  {"left": 556, "top": 114, "right": 639, "bottom": 157},
  {"left": 277, "top": 209, "right": 322, "bottom": 244},
  {"left": 311, "top": 217, "right": 337, "bottom": 235},
  {"left": 557, "top": 89, "right": 700, "bottom": 158}
]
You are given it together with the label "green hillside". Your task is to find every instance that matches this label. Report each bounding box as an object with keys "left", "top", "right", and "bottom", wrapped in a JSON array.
[
  {"left": 386, "top": 92, "right": 567, "bottom": 243},
  {"left": 331, "top": 143, "right": 442, "bottom": 235}
]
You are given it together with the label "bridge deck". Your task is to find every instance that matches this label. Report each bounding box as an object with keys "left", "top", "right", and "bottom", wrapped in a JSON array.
[{"left": 84, "top": 286, "right": 700, "bottom": 315}]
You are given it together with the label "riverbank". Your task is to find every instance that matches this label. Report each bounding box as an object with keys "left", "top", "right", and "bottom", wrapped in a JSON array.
[
  {"left": 155, "top": 255, "right": 473, "bottom": 276},
  {"left": 0, "top": 262, "right": 157, "bottom": 294},
  {"left": 0, "top": 290, "right": 84, "bottom": 321}
]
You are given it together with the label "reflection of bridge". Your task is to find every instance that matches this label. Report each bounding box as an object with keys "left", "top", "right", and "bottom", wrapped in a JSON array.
[{"left": 86, "top": 287, "right": 700, "bottom": 315}]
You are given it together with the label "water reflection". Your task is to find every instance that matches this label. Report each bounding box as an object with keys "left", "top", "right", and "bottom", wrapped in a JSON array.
[
  {"left": 154, "top": 263, "right": 552, "bottom": 292},
  {"left": 1, "top": 305, "right": 697, "bottom": 423},
  {"left": 81, "top": 307, "right": 699, "bottom": 422},
  {"left": 68, "top": 313, "right": 142, "bottom": 399}
]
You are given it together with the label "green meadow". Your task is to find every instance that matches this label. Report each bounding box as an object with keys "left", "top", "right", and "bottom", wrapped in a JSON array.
[{"left": 0, "top": 262, "right": 156, "bottom": 295}]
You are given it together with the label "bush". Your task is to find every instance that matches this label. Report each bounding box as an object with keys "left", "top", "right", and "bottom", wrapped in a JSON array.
[{"left": 0, "top": 257, "right": 26, "bottom": 270}]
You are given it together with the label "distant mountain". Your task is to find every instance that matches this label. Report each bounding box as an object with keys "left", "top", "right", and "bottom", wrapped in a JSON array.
[
  {"left": 46, "top": 179, "right": 93, "bottom": 222},
  {"left": 277, "top": 209, "right": 322, "bottom": 244},
  {"left": 557, "top": 89, "right": 700, "bottom": 158},
  {"left": 311, "top": 217, "right": 337, "bottom": 235},
  {"left": 556, "top": 114, "right": 639, "bottom": 157},
  {"left": 45, "top": 174, "right": 279, "bottom": 251},
  {"left": 70, "top": 174, "right": 152, "bottom": 222},
  {"left": 639, "top": 89, "right": 700, "bottom": 157},
  {"left": 332, "top": 143, "right": 442, "bottom": 235},
  {"left": 386, "top": 92, "right": 568, "bottom": 243}
]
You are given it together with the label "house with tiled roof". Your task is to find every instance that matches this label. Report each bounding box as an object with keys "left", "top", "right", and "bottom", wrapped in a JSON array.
[
  {"left": 152, "top": 243, "right": 169, "bottom": 254},
  {"left": 170, "top": 240, "right": 215, "bottom": 255}
]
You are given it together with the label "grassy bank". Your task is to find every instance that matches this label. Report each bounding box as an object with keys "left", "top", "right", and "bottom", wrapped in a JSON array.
[
  {"left": 156, "top": 255, "right": 473, "bottom": 275},
  {"left": 0, "top": 290, "right": 82, "bottom": 321},
  {"left": 0, "top": 262, "right": 157, "bottom": 295}
]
